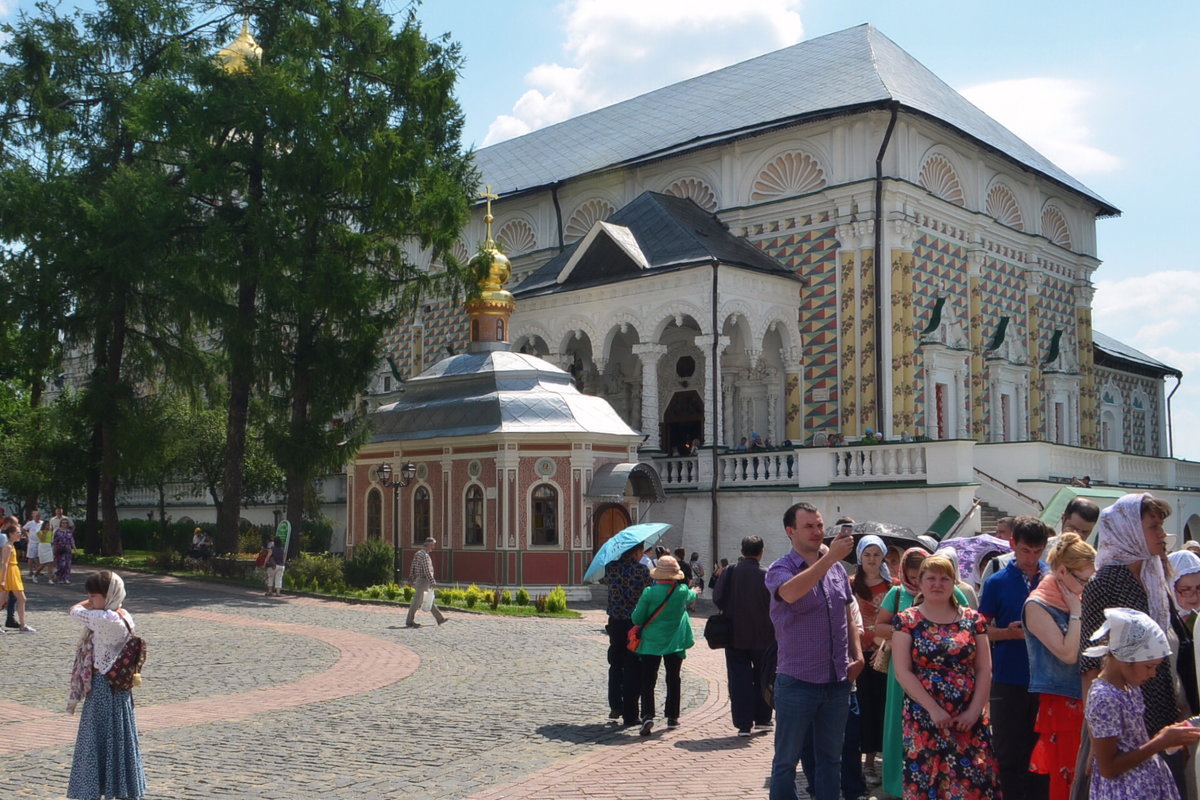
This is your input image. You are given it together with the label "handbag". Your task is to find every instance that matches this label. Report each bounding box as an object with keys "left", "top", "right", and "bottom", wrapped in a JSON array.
[
  {"left": 703, "top": 613, "right": 734, "bottom": 649},
  {"left": 871, "top": 589, "right": 902, "bottom": 674},
  {"left": 105, "top": 615, "right": 146, "bottom": 691},
  {"left": 254, "top": 550, "right": 267, "bottom": 568},
  {"left": 627, "top": 584, "right": 677, "bottom": 653}
]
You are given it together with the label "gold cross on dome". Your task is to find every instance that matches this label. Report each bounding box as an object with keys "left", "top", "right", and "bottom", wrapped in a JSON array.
[{"left": 481, "top": 185, "right": 498, "bottom": 243}]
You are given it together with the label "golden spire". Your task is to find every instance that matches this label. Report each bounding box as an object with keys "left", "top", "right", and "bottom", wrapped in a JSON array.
[
  {"left": 466, "top": 185, "right": 514, "bottom": 349},
  {"left": 216, "top": 19, "right": 262, "bottom": 74}
]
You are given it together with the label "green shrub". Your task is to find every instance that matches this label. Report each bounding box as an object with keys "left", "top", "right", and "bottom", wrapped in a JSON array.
[
  {"left": 344, "top": 538, "right": 394, "bottom": 589},
  {"left": 118, "top": 519, "right": 208, "bottom": 553},
  {"left": 147, "top": 549, "right": 185, "bottom": 571},
  {"left": 465, "top": 584, "right": 483, "bottom": 608},
  {"left": 384, "top": 583, "right": 403, "bottom": 601},
  {"left": 490, "top": 588, "right": 501, "bottom": 609},
  {"left": 402, "top": 585, "right": 415, "bottom": 601},
  {"left": 501, "top": 589, "right": 512, "bottom": 605},
  {"left": 465, "top": 592, "right": 478, "bottom": 608},
  {"left": 545, "top": 586, "right": 568, "bottom": 613},
  {"left": 300, "top": 514, "right": 333, "bottom": 553},
  {"left": 534, "top": 594, "right": 548, "bottom": 612},
  {"left": 364, "top": 585, "right": 385, "bottom": 599},
  {"left": 239, "top": 527, "right": 269, "bottom": 555},
  {"left": 286, "top": 552, "right": 345, "bottom": 591},
  {"left": 516, "top": 587, "right": 530, "bottom": 606}
]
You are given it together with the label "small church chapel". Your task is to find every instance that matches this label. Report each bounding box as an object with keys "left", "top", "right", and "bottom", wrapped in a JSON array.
[{"left": 346, "top": 24, "right": 1198, "bottom": 581}]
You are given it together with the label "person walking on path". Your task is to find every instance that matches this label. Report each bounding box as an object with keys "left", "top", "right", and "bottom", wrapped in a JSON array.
[
  {"left": 766, "top": 502, "right": 863, "bottom": 800},
  {"left": 631, "top": 554, "right": 696, "bottom": 736},
  {"left": 0, "top": 521, "right": 35, "bottom": 632},
  {"left": 405, "top": 537, "right": 446, "bottom": 628},
  {"left": 712, "top": 535, "right": 775, "bottom": 736},
  {"left": 66, "top": 570, "right": 146, "bottom": 799},
  {"left": 265, "top": 536, "right": 286, "bottom": 597},
  {"left": 602, "top": 543, "right": 651, "bottom": 726},
  {"left": 53, "top": 518, "right": 77, "bottom": 585},
  {"left": 979, "top": 514, "right": 1051, "bottom": 800}
]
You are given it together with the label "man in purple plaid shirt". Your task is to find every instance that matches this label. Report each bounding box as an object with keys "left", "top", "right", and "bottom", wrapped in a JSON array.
[{"left": 766, "top": 502, "right": 863, "bottom": 800}]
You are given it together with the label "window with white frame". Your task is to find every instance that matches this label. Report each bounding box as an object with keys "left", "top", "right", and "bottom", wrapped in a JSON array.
[
  {"left": 530, "top": 484, "right": 558, "bottom": 546},
  {"left": 464, "top": 485, "right": 484, "bottom": 546}
]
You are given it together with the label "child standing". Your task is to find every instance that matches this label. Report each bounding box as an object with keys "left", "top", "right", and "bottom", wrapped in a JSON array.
[{"left": 1083, "top": 607, "right": 1200, "bottom": 799}]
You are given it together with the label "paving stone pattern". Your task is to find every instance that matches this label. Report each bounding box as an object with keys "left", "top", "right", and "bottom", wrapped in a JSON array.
[{"left": 0, "top": 573, "right": 827, "bottom": 800}]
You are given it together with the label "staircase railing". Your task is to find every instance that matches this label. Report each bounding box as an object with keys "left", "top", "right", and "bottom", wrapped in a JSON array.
[
  {"left": 944, "top": 497, "right": 982, "bottom": 540},
  {"left": 973, "top": 467, "right": 1044, "bottom": 512}
]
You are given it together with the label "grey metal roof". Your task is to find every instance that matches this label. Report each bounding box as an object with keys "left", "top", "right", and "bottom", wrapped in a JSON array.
[
  {"left": 475, "top": 24, "right": 1117, "bottom": 216},
  {"left": 369, "top": 349, "right": 640, "bottom": 441},
  {"left": 1093, "top": 331, "right": 1181, "bottom": 378},
  {"left": 587, "top": 462, "right": 665, "bottom": 502},
  {"left": 514, "top": 191, "right": 799, "bottom": 298}
]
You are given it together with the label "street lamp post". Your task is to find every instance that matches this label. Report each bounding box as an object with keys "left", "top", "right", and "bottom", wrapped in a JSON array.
[{"left": 376, "top": 462, "right": 417, "bottom": 582}]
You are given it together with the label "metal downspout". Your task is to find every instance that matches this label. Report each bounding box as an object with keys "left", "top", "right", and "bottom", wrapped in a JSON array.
[
  {"left": 1167, "top": 374, "right": 1182, "bottom": 458},
  {"left": 551, "top": 182, "right": 565, "bottom": 253},
  {"left": 710, "top": 258, "right": 720, "bottom": 564},
  {"left": 874, "top": 103, "right": 899, "bottom": 433}
]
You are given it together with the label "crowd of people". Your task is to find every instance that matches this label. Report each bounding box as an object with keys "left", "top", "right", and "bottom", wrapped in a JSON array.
[
  {"left": 603, "top": 492, "right": 1200, "bottom": 800},
  {"left": 0, "top": 507, "right": 77, "bottom": 633}
]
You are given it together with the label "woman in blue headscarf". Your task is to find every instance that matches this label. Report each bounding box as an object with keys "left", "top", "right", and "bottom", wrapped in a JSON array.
[{"left": 851, "top": 534, "right": 890, "bottom": 785}]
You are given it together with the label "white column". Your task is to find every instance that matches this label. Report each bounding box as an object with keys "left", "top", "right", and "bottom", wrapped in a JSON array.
[
  {"left": 696, "top": 334, "right": 730, "bottom": 448},
  {"left": 633, "top": 343, "right": 668, "bottom": 451}
]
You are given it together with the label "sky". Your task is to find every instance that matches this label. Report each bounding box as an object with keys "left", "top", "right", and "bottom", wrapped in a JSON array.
[{"left": 4, "top": 0, "right": 1198, "bottom": 460}]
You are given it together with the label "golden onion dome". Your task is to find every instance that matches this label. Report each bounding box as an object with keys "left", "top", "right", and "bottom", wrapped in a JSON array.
[{"left": 216, "top": 20, "right": 262, "bottom": 74}]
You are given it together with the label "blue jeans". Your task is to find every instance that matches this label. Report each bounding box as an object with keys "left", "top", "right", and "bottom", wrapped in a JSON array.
[
  {"left": 801, "top": 690, "right": 864, "bottom": 799},
  {"left": 769, "top": 674, "right": 850, "bottom": 800}
]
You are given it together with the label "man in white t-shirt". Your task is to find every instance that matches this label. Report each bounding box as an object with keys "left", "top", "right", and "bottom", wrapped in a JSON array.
[{"left": 22, "top": 510, "right": 42, "bottom": 579}]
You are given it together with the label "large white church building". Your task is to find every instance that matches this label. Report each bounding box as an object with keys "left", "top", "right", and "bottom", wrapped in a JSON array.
[{"left": 353, "top": 24, "right": 1199, "bottom": 571}]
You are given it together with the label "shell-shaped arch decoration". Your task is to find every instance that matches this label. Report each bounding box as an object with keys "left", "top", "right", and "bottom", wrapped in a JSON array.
[
  {"left": 1041, "top": 206, "right": 1072, "bottom": 249},
  {"left": 664, "top": 178, "right": 718, "bottom": 212},
  {"left": 986, "top": 183, "right": 1023, "bottom": 230},
  {"left": 563, "top": 199, "right": 616, "bottom": 244},
  {"left": 750, "top": 151, "right": 826, "bottom": 202},
  {"left": 918, "top": 154, "right": 965, "bottom": 207},
  {"left": 495, "top": 219, "right": 537, "bottom": 255}
]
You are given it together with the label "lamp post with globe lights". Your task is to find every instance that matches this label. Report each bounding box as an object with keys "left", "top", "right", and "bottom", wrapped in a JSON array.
[{"left": 376, "top": 462, "right": 417, "bottom": 581}]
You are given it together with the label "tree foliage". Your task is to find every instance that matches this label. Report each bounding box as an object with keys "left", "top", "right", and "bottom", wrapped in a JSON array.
[{"left": 0, "top": 0, "right": 476, "bottom": 552}]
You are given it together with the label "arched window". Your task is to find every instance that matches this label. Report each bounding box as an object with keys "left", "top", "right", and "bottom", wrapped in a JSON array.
[
  {"left": 531, "top": 484, "right": 558, "bottom": 546},
  {"left": 496, "top": 319, "right": 504, "bottom": 340},
  {"left": 464, "top": 485, "right": 484, "bottom": 546},
  {"left": 412, "top": 486, "right": 431, "bottom": 544},
  {"left": 366, "top": 489, "right": 382, "bottom": 540}
]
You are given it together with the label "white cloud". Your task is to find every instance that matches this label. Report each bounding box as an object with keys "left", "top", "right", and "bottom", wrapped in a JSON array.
[
  {"left": 482, "top": 0, "right": 804, "bottom": 146},
  {"left": 1093, "top": 269, "right": 1200, "bottom": 461},
  {"left": 960, "top": 78, "right": 1121, "bottom": 176}
]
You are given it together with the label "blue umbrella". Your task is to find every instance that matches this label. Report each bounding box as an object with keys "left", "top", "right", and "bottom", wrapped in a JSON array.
[{"left": 583, "top": 522, "right": 672, "bottom": 583}]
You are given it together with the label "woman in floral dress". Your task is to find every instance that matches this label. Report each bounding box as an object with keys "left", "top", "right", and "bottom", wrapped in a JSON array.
[
  {"left": 892, "top": 553, "right": 1000, "bottom": 799},
  {"left": 53, "top": 518, "right": 76, "bottom": 584}
]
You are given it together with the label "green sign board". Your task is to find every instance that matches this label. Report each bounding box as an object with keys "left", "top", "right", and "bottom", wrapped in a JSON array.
[{"left": 276, "top": 520, "right": 292, "bottom": 560}]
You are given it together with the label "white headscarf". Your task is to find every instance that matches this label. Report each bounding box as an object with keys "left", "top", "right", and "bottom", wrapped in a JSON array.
[
  {"left": 856, "top": 535, "right": 891, "bottom": 582},
  {"left": 1169, "top": 550, "right": 1200, "bottom": 589},
  {"left": 1095, "top": 493, "right": 1171, "bottom": 632},
  {"left": 1082, "top": 607, "right": 1172, "bottom": 663}
]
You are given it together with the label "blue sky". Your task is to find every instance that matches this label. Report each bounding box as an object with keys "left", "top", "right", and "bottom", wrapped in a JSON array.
[
  {"left": 5, "top": 0, "right": 1198, "bottom": 459},
  {"left": 411, "top": 0, "right": 1200, "bottom": 461}
]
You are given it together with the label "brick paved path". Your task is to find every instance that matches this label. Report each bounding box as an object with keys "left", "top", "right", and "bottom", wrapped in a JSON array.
[{"left": 0, "top": 573, "right": 840, "bottom": 800}]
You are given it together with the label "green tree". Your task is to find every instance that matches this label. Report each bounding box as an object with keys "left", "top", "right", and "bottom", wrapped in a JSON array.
[{"left": 145, "top": 3, "right": 475, "bottom": 552}]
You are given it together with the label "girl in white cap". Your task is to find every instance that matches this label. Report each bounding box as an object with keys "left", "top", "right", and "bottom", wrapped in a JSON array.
[{"left": 1083, "top": 607, "right": 1200, "bottom": 799}]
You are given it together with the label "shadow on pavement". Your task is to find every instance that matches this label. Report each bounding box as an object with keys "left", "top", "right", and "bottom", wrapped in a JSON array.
[
  {"left": 671, "top": 733, "right": 763, "bottom": 751},
  {"left": 535, "top": 722, "right": 647, "bottom": 747}
]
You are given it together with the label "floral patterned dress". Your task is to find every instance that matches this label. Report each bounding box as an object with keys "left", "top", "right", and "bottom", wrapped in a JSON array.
[
  {"left": 1085, "top": 678, "right": 1178, "bottom": 800},
  {"left": 895, "top": 606, "right": 1000, "bottom": 799}
]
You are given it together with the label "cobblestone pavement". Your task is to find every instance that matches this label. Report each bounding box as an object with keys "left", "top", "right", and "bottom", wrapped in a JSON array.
[{"left": 0, "top": 573, "right": 843, "bottom": 800}]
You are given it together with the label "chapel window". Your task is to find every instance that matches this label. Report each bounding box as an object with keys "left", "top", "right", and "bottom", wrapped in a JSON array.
[
  {"left": 531, "top": 484, "right": 558, "bottom": 546},
  {"left": 464, "top": 485, "right": 484, "bottom": 546},
  {"left": 412, "top": 486, "right": 431, "bottom": 544},
  {"left": 366, "top": 488, "right": 382, "bottom": 540}
]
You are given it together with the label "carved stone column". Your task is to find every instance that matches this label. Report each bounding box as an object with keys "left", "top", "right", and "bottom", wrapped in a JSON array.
[
  {"left": 696, "top": 334, "right": 730, "bottom": 448},
  {"left": 632, "top": 343, "right": 668, "bottom": 451}
]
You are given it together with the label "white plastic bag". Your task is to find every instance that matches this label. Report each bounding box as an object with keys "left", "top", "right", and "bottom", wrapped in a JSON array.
[{"left": 421, "top": 588, "right": 434, "bottom": 612}]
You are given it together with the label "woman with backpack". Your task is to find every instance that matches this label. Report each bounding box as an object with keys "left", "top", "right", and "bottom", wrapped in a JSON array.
[{"left": 66, "top": 570, "right": 146, "bottom": 800}]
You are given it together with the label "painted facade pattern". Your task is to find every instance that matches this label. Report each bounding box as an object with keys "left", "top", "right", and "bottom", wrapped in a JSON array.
[
  {"left": 755, "top": 224, "right": 840, "bottom": 435},
  {"left": 1037, "top": 276, "right": 1077, "bottom": 361},
  {"left": 384, "top": 298, "right": 472, "bottom": 381},
  {"left": 911, "top": 232, "right": 969, "bottom": 434},
  {"left": 1098, "top": 368, "right": 1162, "bottom": 456}
]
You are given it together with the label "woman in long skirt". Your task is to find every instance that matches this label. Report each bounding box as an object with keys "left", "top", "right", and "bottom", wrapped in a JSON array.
[{"left": 66, "top": 570, "right": 146, "bottom": 800}]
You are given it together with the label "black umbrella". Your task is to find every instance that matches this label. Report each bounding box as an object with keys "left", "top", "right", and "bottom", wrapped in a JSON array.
[{"left": 822, "top": 520, "right": 929, "bottom": 562}]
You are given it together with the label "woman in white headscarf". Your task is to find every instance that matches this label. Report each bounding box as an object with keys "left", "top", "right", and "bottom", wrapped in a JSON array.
[
  {"left": 851, "top": 534, "right": 890, "bottom": 783},
  {"left": 1078, "top": 493, "right": 1186, "bottom": 794},
  {"left": 66, "top": 571, "right": 146, "bottom": 799},
  {"left": 1168, "top": 550, "right": 1200, "bottom": 626}
]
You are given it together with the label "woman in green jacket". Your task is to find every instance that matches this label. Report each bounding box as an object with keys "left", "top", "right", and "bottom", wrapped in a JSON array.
[{"left": 631, "top": 554, "right": 697, "bottom": 736}]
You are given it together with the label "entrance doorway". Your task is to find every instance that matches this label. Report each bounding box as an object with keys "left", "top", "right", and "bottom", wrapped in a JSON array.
[
  {"left": 593, "top": 505, "right": 632, "bottom": 555},
  {"left": 662, "top": 390, "right": 704, "bottom": 456}
]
